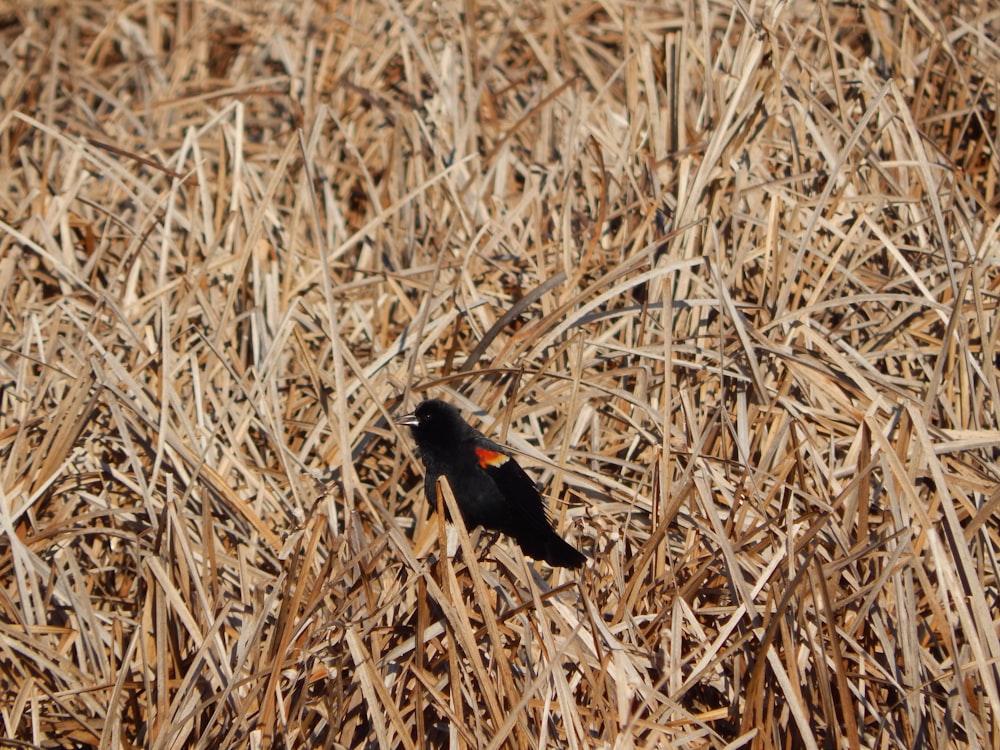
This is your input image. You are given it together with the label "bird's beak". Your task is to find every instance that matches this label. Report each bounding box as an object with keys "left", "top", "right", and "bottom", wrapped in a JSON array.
[{"left": 395, "top": 412, "right": 419, "bottom": 427}]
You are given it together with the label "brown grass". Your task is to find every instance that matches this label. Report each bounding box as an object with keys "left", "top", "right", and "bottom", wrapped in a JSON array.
[{"left": 1, "top": 0, "right": 998, "bottom": 747}]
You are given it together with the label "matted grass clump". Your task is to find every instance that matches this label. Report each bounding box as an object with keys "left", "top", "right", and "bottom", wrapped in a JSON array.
[{"left": 1, "top": 0, "right": 998, "bottom": 747}]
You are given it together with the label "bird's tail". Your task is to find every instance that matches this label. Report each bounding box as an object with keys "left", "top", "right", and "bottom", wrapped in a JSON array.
[{"left": 519, "top": 529, "right": 586, "bottom": 569}]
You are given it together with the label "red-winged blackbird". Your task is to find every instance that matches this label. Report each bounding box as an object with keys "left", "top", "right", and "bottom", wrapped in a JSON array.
[{"left": 396, "top": 399, "right": 586, "bottom": 568}]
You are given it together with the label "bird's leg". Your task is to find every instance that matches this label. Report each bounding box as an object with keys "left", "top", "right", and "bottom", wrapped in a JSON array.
[{"left": 479, "top": 530, "right": 502, "bottom": 561}]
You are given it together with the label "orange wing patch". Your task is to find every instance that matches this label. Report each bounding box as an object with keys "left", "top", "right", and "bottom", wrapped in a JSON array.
[{"left": 475, "top": 447, "right": 509, "bottom": 469}]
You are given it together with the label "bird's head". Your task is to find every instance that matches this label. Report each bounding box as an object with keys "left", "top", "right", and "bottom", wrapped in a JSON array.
[{"left": 395, "top": 399, "right": 471, "bottom": 449}]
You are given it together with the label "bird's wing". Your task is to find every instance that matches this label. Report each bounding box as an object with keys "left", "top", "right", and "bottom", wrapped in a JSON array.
[{"left": 474, "top": 446, "right": 552, "bottom": 525}]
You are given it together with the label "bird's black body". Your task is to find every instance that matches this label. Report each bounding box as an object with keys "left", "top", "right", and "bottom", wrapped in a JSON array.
[{"left": 396, "top": 399, "right": 586, "bottom": 568}]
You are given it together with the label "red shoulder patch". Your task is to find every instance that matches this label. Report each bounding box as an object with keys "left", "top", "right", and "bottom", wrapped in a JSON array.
[{"left": 474, "top": 447, "right": 509, "bottom": 469}]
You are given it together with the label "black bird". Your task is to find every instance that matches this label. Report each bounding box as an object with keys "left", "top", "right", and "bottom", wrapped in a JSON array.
[{"left": 396, "top": 399, "right": 586, "bottom": 568}]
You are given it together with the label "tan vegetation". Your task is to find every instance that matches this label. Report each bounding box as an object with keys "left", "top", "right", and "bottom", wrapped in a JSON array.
[{"left": 1, "top": 0, "right": 998, "bottom": 747}]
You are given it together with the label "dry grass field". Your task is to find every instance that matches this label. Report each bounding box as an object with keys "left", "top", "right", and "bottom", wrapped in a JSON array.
[{"left": 1, "top": 0, "right": 998, "bottom": 747}]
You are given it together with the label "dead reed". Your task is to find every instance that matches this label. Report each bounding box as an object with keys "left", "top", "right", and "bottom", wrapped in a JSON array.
[{"left": 0, "top": 0, "right": 997, "bottom": 747}]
